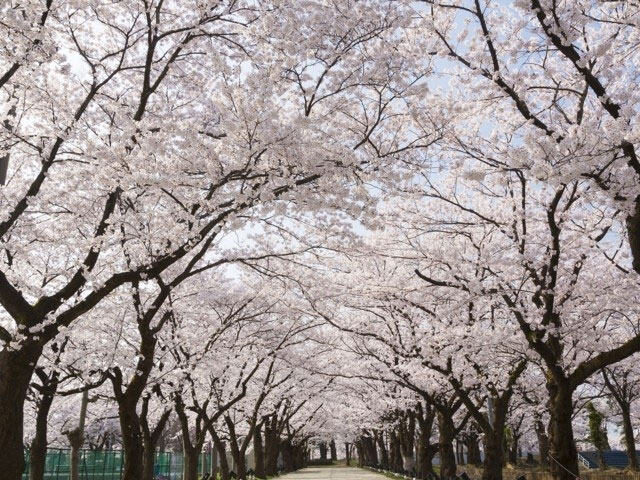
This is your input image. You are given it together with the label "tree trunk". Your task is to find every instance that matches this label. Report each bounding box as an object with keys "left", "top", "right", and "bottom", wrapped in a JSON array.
[
  {"left": 398, "top": 413, "right": 416, "bottom": 473},
  {"left": 69, "top": 444, "right": 81, "bottom": 480},
  {"left": 263, "top": 424, "right": 280, "bottom": 476},
  {"left": 468, "top": 439, "right": 482, "bottom": 466},
  {"left": 282, "top": 441, "right": 295, "bottom": 472},
  {"left": 183, "top": 446, "right": 200, "bottom": 480},
  {"left": 142, "top": 444, "right": 155, "bottom": 480},
  {"left": 141, "top": 406, "right": 170, "bottom": 480},
  {"left": 482, "top": 430, "right": 506, "bottom": 480},
  {"left": 293, "top": 441, "right": 307, "bottom": 470},
  {"left": 389, "top": 431, "right": 402, "bottom": 472},
  {"left": 416, "top": 403, "right": 437, "bottom": 479},
  {"left": 330, "top": 440, "right": 337, "bottom": 461},
  {"left": 227, "top": 434, "right": 248, "bottom": 479},
  {"left": 362, "top": 435, "right": 378, "bottom": 465},
  {"left": 210, "top": 444, "right": 218, "bottom": 479},
  {"left": 458, "top": 440, "right": 466, "bottom": 466},
  {"left": 66, "top": 390, "right": 89, "bottom": 480},
  {"left": 620, "top": 404, "right": 638, "bottom": 470},
  {"left": 213, "top": 439, "right": 230, "bottom": 480},
  {"left": 626, "top": 197, "right": 640, "bottom": 275},
  {"left": 29, "top": 371, "right": 59, "bottom": 480},
  {"left": 319, "top": 442, "right": 328, "bottom": 460},
  {"left": 345, "top": 443, "right": 351, "bottom": 466},
  {"left": 548, "top": 382, "right": 579, "bottom": 480},
  {"left": 416, "top": 437, "right": 437, "bottom": 480},
  {"left": 356, "top": 441, "right": 365, "bottom": 467},
  {"left": 119, "top": 399, "right": 145, "bottom": 480},
  {"left": 402, "top": 453, "right": 416, "bottom": 473},
  {"left": 534, "top": 419, "right": 550, "bottom": 469},
  {"left": 437, "top": 412, "right": 457, "bottom": 480},
  {"left": 0, "top": 344, "right": 42, "bottom": 480},
  {"left": 375, "top": 431, "right": 389, "bottom": 468},
  {"left": 0, "top": 102, "right": 16, "bottom": 185},
  {"left": 254, "top": 426, "right": 266, "bottom": 479},
  {"left": 509, "top": 435, "right": 519, "bottom": 465}
]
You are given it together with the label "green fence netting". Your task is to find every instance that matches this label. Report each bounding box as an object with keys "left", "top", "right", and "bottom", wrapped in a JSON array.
[{"left": 22, "top": 448, "right": 212, "bottom": 480}]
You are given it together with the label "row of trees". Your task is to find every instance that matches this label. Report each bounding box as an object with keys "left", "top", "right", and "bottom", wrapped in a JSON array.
[
  {"left": 302, "top": 159, "right": 640, "bottom": 480},
  {"left": 348, "top": 366, "right": 639, "bottom": 479},
  {"left": 25, "top": 279, "right": 334, "bottom": 480},
  {"left": 3, "top": 2, "right": 640, "bottom": 480},
  {"left": 0, "top": 0, "right": 428, "bottom": 477}
]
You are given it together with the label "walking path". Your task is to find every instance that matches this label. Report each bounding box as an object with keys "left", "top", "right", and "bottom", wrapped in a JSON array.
[{"left": 281, "top": 466, "right": 389, "bottom": 480}]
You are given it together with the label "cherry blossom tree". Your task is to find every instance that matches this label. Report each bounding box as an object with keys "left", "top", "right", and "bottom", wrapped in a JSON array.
[
  {"left": 376, "top": 168, "right": 640, "bottom": 479},
  {"left": 600, "top": 356, "right": 640, "bottom": 470},
  {"left": 0, "top": 1, "right": 432, "bottom": 477},
  {"left": 5, "top": 3, "right": 640, "bottom": 480}
]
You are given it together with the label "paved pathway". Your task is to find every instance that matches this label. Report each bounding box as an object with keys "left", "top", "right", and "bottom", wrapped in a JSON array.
[{"left": 281, "top": 467, "right": 388, "bottom": 480}]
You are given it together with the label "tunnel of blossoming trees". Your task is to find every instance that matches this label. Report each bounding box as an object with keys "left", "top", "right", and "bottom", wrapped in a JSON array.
[{"left": 2, "top": 1, "right": 640, "bottom": 480}]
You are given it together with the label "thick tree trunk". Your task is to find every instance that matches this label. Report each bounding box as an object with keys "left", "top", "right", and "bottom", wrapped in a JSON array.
[
  {"left": 282, "top": 441, "right": 295, "bottom": 472},
  {"left": 509, "top": 435, "right": 520, "bottom": 465},
  {"left": 208, "top": 427, "right": 230, "bottom": 480},
  {"left": 482, "top": 431, "right": 505, "bottom": 480},
  {"left": 618, "top": 402, "right": 638, "bottom": 472},
  {"left": 345, "top": 442, "right": 351, "bottom": 466},
  {"left": 626, "top": 197, "right": 640, "bottom": 275},
  {"left": 602, "top": 369, "right": 638, "bottom": 471},
  {"left": 183, "top": 446, "right": 200, "bottom": 480},
  {"left": 469, "top": 441, "right": 482, "bottom": 466},
  {"left": 375, "top": 431, "right": 389, "bottom": 468},
  {"left": 319, "top": 442, "right": 328, "bottom": 460},
  {"left": 69, "top": 444, "right": 81, "bottom": 480},
  {"left": 210, "top": 444, "right": 218, "bottom": 479},
  {"left": 0, "top": 344, "right": 43, "bottom": 480},
  {"left": 29, "top": 371, "right": 59, "bottom": 480},
  {"left": 389, "top": 431, "right": 402, "bottom": 472},
  {"left": 113, "top": 320, "right": 158, "bottom": 480},
  {"left": 548, "top": 382, "right": 579, "bottom": 480},
  {"left": 415, "top": 403, "right": 437, "bottom": 479},
  {"left": 330, "top": 439, "right": 337, "bottom": 461},
  {"left": 402, "top": 453, "right": 416, "bottom": 473},
  {"left": 293, "top": 442, "right": 307, "bottom": 470},
  {"left": 229, "top": 440, "right": 248, "bottom": 479},
  {"left": 141, "top": 407, "right": 170, "bottom": 480},
  {"left": 254, "top": 426, "right": 266, "bottom": 479},
  {"left": 534, "top": 419, "right": 550, "bottom": 469},
  {"left": 356, "top": 441, "right": 365, "bottom": 467},
  {"left": 119, "top": 399, "right": 145, "bottom": 480},
  {"left": 398, "top": 413, "right": 416, "bottom": 473},
  {"left": 214, "top": 440, "right": 230, "bottom": 480},
  {"left": 142, "top": 444, "right": 155, "bottom": 480},
  {"left": 437, "top": 413, "right": 457, "bottom": 480},
  {"left": 416, "top": 438, "right": 437, "bottom": 480},
  {"left": 467, "top": 435, "right": 482, "bottom": 466},
  {"left": 621, "top": 405, "right": 639, "bottom": 470},
  {"left": 362, "top": 435, "right": 378, "bottom": 465},
  {"left": 264, "top": 424, "right": 280, "bottom": 476}
]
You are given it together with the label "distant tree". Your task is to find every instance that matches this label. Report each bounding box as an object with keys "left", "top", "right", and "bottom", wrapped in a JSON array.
[{"left": 586, "top": 402, "right": 610, "bottom": 468}]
